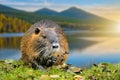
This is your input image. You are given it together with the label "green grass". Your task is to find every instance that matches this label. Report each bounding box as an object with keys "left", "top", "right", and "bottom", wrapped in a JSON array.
[
  {"left": 82, "top": 63, "right": 120, "bottom": 80},
  {"left": 0, "top": 60, "right": 74, "bottom": 80},
  {"left": 0, "top": 60, "right": 120, "bottom": 80}
]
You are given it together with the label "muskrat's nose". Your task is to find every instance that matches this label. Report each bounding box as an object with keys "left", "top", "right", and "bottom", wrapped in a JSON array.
[
  {"left": 53, "top": 45, "right": 58, "bottom": 48},
  {"left": 52, "top": 43, "right": 59, "bottom": 49}
]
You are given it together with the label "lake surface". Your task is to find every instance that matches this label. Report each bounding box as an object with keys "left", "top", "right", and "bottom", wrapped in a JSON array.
[{"left": 0, "top": 31, "right": 120, "bottom": 67}]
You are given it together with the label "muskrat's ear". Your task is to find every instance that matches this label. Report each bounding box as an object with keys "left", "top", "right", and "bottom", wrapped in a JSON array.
[{"left": 35, "top": 28, "right": 40, "bottom": 34}]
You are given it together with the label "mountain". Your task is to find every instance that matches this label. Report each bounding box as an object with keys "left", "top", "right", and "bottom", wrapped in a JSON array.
[
  {"left": 0, "top": 4, "right": 110, "bottom": 22},
  {"left": 35, "top": 7, "right": 110, "bottom": 21},
  {"left": 0, "top": 4, "right": 115, "bottom": 31},
  {"left": 0, "top": 4, "right": 24, "bottom": 12},
  {"left": 35, "top": 8, "right": 58, "bottom": 16},
  {"left": 0, "top": 4, "right": 74, "bottom": 25},
  {"left": 59, "top": 7, "right": 107, "bottom": 21}
]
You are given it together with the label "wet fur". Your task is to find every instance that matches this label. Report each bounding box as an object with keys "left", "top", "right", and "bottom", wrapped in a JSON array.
[{"left": 21, "top": 20, "right": 69, "bottom": 70}]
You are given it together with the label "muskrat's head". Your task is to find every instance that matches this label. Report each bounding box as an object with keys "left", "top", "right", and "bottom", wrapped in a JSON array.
[{"left": 27, "top": 20, "right": 62, "bottom": 59}]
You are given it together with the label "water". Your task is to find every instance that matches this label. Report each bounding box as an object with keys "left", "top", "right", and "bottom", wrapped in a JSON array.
[{"left": 0, "top": 31, "right": 120, "bottom": 67}]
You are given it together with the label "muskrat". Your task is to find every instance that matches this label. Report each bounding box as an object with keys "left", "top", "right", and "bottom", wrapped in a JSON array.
[{"left": 21, "top": 20, "right": 69, "bottom": 70}]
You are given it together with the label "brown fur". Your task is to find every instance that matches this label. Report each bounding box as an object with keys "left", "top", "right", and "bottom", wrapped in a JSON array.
[{"left": 21, "top": 20, "right": 69, "bottom": 69}]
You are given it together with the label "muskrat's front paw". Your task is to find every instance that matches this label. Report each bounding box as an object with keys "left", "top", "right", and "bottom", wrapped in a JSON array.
[
  {"left": 38, "top": 65, "right": 45, "bottom": 70},
  {"left": 46, "top": 57, "right": 57, "bottom": 67},
  {"left": 51, "top": 57, "right": 57, "bottom": 63}
]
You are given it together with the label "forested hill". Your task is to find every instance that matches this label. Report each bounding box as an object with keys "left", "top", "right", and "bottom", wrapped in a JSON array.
[
  {"left": 35, "top": 8, "right": 58, "bottom": 16},
  {"left": 0, "top": 4, "right": 116, "bottom": 33},
  {"left": 0, "top": 14, "right": 31, "bottom": 33}
]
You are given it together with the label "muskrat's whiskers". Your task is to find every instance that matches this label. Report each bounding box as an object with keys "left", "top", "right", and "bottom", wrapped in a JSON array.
[
  {"left": 43, "top": 48, "right": 49, "bottom": 57},
  {"left": 37, "top": 47, "right": 47, "bottom": 56},
  {"left": 43, "top": 46, "right": 51, "bottom": 57},
  {"left": 44, "top": 45, "right": 53, "bottom": 58},
  {"left": 38, "top": 46, "right": 46, "bottom": 52},
  {"left": 34, "top": 42, "right": 46, "bottom": 52},
  {"left": 34, "top": 45, "right": 41, "bottom": 52}
]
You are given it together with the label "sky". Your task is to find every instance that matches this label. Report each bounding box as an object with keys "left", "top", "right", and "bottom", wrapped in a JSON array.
[{"left": 0, "top": 0, "right": 120, "bottom": 22}]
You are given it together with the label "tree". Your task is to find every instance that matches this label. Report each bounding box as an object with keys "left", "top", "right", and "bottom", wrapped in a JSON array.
[{"left": 0, "top": 14, "right": 31, "bottom": 33}]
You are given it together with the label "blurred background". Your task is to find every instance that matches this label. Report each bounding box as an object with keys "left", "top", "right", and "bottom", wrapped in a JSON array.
[{"left": 0, "top": 0, "right": 120, "bottom": 67}]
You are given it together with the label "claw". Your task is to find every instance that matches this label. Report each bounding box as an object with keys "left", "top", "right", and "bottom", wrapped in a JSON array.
[{"left": 51, "top": 57, "right": 57, "bottom": 62}]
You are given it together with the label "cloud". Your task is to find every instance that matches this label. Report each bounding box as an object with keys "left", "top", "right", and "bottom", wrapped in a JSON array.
[
  {"left": 0, "top": 0, "right": 52, "bottom": 6},
  {"left": 9, "top": 3, "right": 72, "bottom": 12},
  {"left": 0, "top": 0, "right": 53, "bottom": 11},
  {"left": 79, "top": 5, "right": 120, "bottom": 22},
  {"left": 0, "top": 0, "right": 9, "bottom": 1},
  {"left": 42, "top": 0, "right": 52, "bottom": 6}
]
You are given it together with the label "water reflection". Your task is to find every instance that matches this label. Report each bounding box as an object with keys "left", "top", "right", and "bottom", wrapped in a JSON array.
[
  {"left": 0, "top": 36, "right": 21, "bottom": 60},
  {"left": 67, "top": 50, "right": 120, "bottom": 67},
  {"left": 0, "top": 37, "right": 21, "bottom": 48},
  {"left": 0, "top": 32, "right": 120, "bottom": 67},
  {"left": 0, "top": 48, "right": 21, "bottom": 60}
]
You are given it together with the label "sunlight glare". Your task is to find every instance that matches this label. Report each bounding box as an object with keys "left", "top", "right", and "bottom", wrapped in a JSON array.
[{"left": 114, "top": 23, "right": 120, "bottom": 33}]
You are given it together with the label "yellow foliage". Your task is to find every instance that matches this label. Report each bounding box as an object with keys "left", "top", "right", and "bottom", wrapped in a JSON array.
[{"left": 0, "top": 14, "right": 31, "bottom": 33}]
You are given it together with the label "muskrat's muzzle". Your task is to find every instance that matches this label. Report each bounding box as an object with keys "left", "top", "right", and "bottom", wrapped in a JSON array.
[{"left": 51, "top": 42, "right": 60, "bottom": 53}]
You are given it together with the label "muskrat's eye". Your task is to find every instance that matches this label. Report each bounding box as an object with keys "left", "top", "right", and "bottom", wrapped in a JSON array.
[{"left": 35, "top": 28, "right": 40, "bottom": 34}]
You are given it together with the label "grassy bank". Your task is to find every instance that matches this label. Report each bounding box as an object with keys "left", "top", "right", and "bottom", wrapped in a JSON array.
[{"left": 0, "top": 60, "right": 120, "bottom": 80}]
